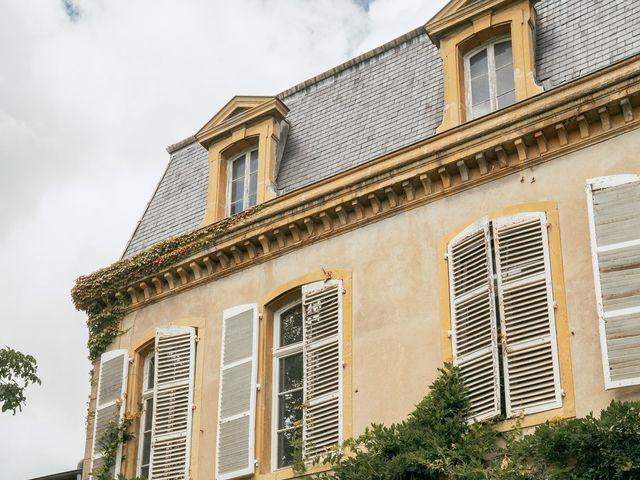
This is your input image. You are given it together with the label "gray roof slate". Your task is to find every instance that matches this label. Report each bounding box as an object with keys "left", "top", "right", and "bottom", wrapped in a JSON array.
[{"left": 122, "top": 0, "right": 640, "bottom": 257}]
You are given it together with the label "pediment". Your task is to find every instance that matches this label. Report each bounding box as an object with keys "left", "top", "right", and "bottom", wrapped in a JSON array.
[
  {"left": 196, "top": 96, "right": 289, "bottom": 148},
  {"left": 426, "top": 0, "right": 534, "bottom": 44}
]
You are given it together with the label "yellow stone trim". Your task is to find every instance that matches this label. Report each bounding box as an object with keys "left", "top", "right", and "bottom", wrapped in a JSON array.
[
  {"left": 254, "top": 270, "right": 353, "bottom": 480},
  {"left": 437, "top": 202, "right": 575, "bottom": 429},
  {"left": 121, "top": 318, "right": 206, "bottom": 479},
  {"left": 428, "top": 0, "right": 542, "bottom": 132}
]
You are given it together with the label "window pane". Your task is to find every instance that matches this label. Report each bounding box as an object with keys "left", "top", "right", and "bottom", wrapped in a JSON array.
[
  {"left": 469, "top": 49, "right": 488, "bottom": 79},
  {"left": 231, "top": 156, "right": 245, "bottom": 181},
  {"left": 495, "top": 65, "right": 515, "bottom": 98},
  {"left": 279, "top": 304, "right": 303, "bottom": 346},
  {"left": 278, "top": 389, "right": 303, "bottom": 430},
  {"left": 248, "top": 170, "right": 257, "bottom": 207},
  {"left": 141, "top": 466, "right": 149, "bottom": 479},
  {"left": 146, "top": 356, "right": 155, "bottom": 390},
  {"left": 494, "top": 41, "right": 512, "bottom": 69},
  {"left": 230, "top": 201, "right": 243, "bottom": 215},
  {"left": 279, "top": 353, "right": 303, "bottom": 392},
  {"left": 471, "top": 75, "right": 490, "bottom": 105},
  {"left": 497, "top": 90, "right": 516, "bottom": 109},
  {"left": 472, "top": 100, "right": 492, "bottom": 119},
  {"left": 231, "top": 178, "right": 244, "bottom": 205},
  {"left": 141, "top": 431, "right": 151, "bottom": 469},
  {"left": 276, "top": 429, "right": 297, "bottom": 469},
  {"left": 250, "top": 150, "right": 258, "bottom": 173},
  {"left": 144, "top": 398, "right": 153, "bottom": 431}
]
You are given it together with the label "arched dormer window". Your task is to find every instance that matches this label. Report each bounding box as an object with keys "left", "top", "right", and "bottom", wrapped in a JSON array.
[
  {"left": 465, "top": 37, "right": 516, "bottom": 120},
  {"left": 227, "top": 148, "right": 259, "bottom": 216}
]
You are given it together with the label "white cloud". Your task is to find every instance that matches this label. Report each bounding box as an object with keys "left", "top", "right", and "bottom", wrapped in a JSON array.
[{"left": 0, "top": 0, "right": 447, "bottom": 477}]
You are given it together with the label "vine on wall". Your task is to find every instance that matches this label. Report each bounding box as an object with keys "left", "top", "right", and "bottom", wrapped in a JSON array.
[{"left": 71, "top": 207, "right": 262, "bottom": 362}]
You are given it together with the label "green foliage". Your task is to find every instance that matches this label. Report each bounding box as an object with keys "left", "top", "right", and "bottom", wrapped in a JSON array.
[
  {"left": 303, "top": 364, "right": 640, "bottom": 480},
  {"left": 0, "top": 346, "right": 41, "bottom": 414},
  {"left": 92, "top": 415, "right": 145, "bottom": 480},
  {"left": 71, "top": 206, "right": 263, "bottom": 362}
]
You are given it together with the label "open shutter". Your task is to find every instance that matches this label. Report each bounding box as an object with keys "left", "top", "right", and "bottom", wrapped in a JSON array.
[
  {"left": 216, "top": 304, "right": 259, "bottom": 480},
  {"left": 91, "top": 349, "right": 129, "bottom": 478},
  {"left": 302, "top": 280, "right": 343, "bottom": 458},
  {"left": 494, "top": 212, "right": 561, "bottom": 417},
  {"left": 587, "top": 175, "right": 640, "bottom": 388},
  {"left": 150, "top": 326, "right": 196, "bottom": 480},
  {"left": 447, "top": 219, "right": 501, "bottom": 421}
]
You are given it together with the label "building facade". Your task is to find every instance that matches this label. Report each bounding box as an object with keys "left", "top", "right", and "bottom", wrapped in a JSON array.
[{"left": 78, "top": 0, "right": 640, "bottom": 479}]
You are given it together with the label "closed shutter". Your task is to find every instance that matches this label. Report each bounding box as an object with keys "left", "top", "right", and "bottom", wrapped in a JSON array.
[
  {"left": 587, "top": 175, "right": 640, "bottom": 389},
  {"left": 302, "top": 280, "right": 343, "bottom": 458},
  {"left": 447, "top": 219, "right": 501, "bottom": 421},
  {"left": 216, "top": 304, "right": 259, "bottom": 480},
  {"left": 91, "top": 349, "right": 129, "bottom": 478},
  {"left": 493, "top": 213, "right": 561, "bottom": 417},
  {"left": 150, "top": 326, "right": 196, "bottom": 480}
]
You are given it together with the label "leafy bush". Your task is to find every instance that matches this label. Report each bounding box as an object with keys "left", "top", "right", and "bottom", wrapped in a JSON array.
[{"left": 307, "top": 364, "right": 640, "bottom": 480}]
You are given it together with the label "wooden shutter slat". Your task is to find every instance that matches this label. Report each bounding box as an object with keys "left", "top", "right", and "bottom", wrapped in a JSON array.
[
  {"left": 150, "top": 327, "right": 196, "bottom": 480},
  {"left": 448, "top": 219, "right": 501, "bottom": 421},
  {"left": 494, "top": 213, "right": 562, "bottom": 417},
  {"left": 302, "top": 280, "right": 343, "bottom": 459},
  {"left": 587, "top": 175, "right": 640, "bottom": 388},
  {"left": 216, "top": 304, "right": 258, "bottom": 480},
  {"left": 91, "top": 349, "right": 129, "bottom": 479}
]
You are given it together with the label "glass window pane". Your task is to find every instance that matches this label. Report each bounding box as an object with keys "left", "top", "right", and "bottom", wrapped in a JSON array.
[
  {"left": 469, "top": 49, "right": 488, "bottom": 79},
  {"left": 472, "top": 100, "right": 492, "bottom": 119},
  {"left": 146, "top": 356, "right": 155, "bottom": 390},
  {"left": 250, "top": 150, "right": 258, "bottom": 173},
  {"left": 231, "top": 178, "right": 244, "bottom": 205},
  {"left": 279, "top": 353, "right": 303, "bottom": 392},
  {"left": 495, "top": 65, "right": 515, "bottom": 97},
  {"left": 277, "top": 429, "right": 297, "bottom": 469},
  {"left": 278, "top": 389, "right": 303, "bottom": 430},
  {"left": 144, "top": 398, "right": 153, "bottom": 431},
  {"left": 248, "top": 194, "right": 257, "bottom": 208},
  {"left": 279, "top": 304, "right": 303, "bottom": 346},
  {"left": 141, "top": 466, "right": 149, "bottom": 479},
  {"left": 230, "top": 201, "right": 243, "bottom": 215},
  {"left": 471, "top": 75, "right": 490, "bottom": 105},
  {"left": 249, "top": 170, "right": 257, "bottom": 204},
  {"left": 497, "top": 90, "right": 516, "bottom": 109},
  {"left": 142, "top": 431, "right": 151, "bottom": 467},
  {"left": 494, "top": 41, "right": 512, "bottom": 69},
  {"left": 231, "top": 156, "right": 245, "bottom": 180}
]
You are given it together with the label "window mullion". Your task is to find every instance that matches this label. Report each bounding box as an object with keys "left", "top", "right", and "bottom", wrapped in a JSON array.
[{"left": 488, "top": 44, "right": 497, "bottom": 112}]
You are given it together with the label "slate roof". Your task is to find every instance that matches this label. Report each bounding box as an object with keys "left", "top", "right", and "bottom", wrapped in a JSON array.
[{"left": 121, "top": 0, "right": 640, "bottom": 258}]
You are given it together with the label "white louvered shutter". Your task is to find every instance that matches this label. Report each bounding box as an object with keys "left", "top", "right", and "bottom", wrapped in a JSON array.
[
  {"left": 149, "top": 326, "right": 196, "bottom": 480},
  {"left": 216, "top": 304, "right": 259, "bottom": 480},
  {"left": 302, "top": 280, "right": 343, "bottom": 458},
  {"left": 587, "top": 175, "right": 640, "bottom": 389},
  {"left": 493, "top": 213, "right": 561, "bottom": 417},
  {"left": 448, "top": 219, "right": 501, "bottom": 421},
  {"left": 91, "top": 349, "right": 129, "bottom": 478}
]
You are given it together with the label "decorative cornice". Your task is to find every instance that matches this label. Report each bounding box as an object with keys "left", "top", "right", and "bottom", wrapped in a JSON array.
[{"left": 119, "top": 55, "right": 640, "bottom": 310}]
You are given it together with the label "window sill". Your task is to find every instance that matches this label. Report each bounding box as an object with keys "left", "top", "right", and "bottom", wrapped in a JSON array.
[
  {"left": 258, "top": 463, "right": 332, "bottom": 480},
  {"left": 495, "top": 403, "right": 575, "bottom": 432}
]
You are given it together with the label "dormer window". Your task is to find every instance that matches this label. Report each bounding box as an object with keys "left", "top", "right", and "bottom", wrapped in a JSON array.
[
  {"left": 465, "top": 38, "right": 516, "bottom": 120},
  {"left": 228, "top": 149, "right": 258, "bottom": 215}
]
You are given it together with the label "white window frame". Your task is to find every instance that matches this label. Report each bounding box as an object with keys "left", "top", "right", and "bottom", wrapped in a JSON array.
[
  {"left": 226, "top": 148, "right": 258, "bottom": 217},
  {"left": 270, "top": 299, "right": 304, "bottom": 471},
  {"left": 136, "top": 351, "right": 155, "bottom": 478},
  {"left": 464, "top": 36, "right": 514, "bottom": 120}
]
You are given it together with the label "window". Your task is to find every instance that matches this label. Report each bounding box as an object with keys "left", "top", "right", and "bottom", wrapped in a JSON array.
[
  {"left": 136, "top": 351, "right": 155, "bottom": 479},
  {"left": 464, "top": 38, "right": 516, "bottom": 120},
  {"left": 447, "top": 212, "right": 562, "bottom": 421},
  {"left": 227, "top": 149, "right": 258, "bottom": 216},
  {"left": 586, "top": 175, "right": 640, "bottom": 389},
  {"left": 272, "top": 301, "right": 304, "bottom": 470}
]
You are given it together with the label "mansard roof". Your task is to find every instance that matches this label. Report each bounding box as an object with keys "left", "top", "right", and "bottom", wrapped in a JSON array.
[{"left": 122, "top": 0, "right": 640, "bottom": 258}]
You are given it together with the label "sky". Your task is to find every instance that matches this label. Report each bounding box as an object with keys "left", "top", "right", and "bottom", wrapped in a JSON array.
[{"left": 0, "top": 0, "right": 448, "bottom": 477}]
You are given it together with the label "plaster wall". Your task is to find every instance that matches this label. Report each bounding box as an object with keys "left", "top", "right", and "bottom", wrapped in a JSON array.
[{"left": 105, "top": 127, "right": 640, "bottom": 479}]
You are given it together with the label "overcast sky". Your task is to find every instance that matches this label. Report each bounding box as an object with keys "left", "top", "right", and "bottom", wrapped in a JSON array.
[{"left": 0, "top": 0, "right": 448, "bottom": 477}]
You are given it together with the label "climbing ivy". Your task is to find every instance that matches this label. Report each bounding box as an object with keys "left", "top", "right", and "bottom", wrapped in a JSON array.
[
  {"left": 91, "top": 415, "right": 144, "bottom": 480},
  {"left": 302, "top": 364, "right": 640, "bottom": 480},
  {"left": 72, "top": 206, "right": 263, "bottom": 362}
]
